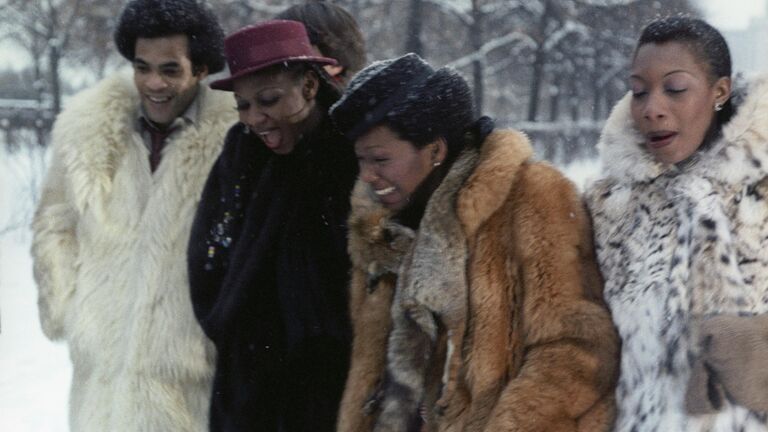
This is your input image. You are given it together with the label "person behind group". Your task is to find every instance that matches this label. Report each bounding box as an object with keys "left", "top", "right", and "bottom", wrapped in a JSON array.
[
  {"left": 187, "top": 20, "right": 358, "bottom": 431},
  {"left": 31, "top": 0, "right": 235, "bottom": 430},
  {"left": 276, "top": 0, "right": 366, "bottom": 86},
  {"left": 587, "top": 15, "right": 768, "bottom": 431},
  {"left": 330, "top": 53, "right": 619, "bottom": 432}
]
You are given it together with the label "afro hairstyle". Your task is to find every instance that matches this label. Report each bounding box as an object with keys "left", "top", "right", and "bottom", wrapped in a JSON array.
[{"left": 114, "top": 0, "right": 226, "bottom": 74}]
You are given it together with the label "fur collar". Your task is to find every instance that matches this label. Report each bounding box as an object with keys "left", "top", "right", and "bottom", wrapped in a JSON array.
[
  {"left": 348, "top": 129, "right": 533, "bottom": 272},
  {"left": 598, "top": 73, "right": 768, "bottom": 186},
  {"left": 51, "top": 70, "right": 236, "bottom": 218},
  {"left": 457, "top": 130, "right": 532, "bottom": 237}
]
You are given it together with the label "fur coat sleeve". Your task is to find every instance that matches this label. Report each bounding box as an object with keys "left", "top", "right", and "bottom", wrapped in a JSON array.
[
  {"left": 482, "top": 163, "right": 618, "bottom": 431},
  {"left": 336, "top": 194, "right": 405, "bottom": 431},
  {"left": 31, "top": 140, "right": 79, "bottom": 340}
]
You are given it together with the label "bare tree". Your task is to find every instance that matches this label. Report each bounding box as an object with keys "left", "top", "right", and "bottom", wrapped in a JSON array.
[
  {"left": 404, "top": 0, "right": 424, "bottom": 55},
  {"left": 0, "top": 129, "right": 47, "bottom": 235},
  {"left": 0, "top": 0, "right": 121, "bottom": 121},
  {"left": 0, "top": 0, "right": 701, "bottom": 162}
]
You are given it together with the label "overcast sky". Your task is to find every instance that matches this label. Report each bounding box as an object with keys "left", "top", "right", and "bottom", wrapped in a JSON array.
[{"left": 698, "top": 0, "right": 766, "bottom": 30}]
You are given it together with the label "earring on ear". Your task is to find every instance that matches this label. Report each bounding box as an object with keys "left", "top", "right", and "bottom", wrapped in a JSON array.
[
  {"left": 714, "top": 102, "right": 723, "bottom": 112},
  {"left": 431, "top": 141, "right": 443, "bottom": 167},
  {"left": 242, "top": 123, "right": 250, "bottom": 135}
]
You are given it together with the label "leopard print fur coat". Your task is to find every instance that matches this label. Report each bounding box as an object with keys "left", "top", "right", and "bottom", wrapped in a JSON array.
[{"left": 586, "top": 75, "right": 768, "bottom": 431}]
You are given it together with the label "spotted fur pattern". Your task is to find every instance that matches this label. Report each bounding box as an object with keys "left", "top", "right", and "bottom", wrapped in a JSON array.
[{"left": 586, "top": 74, "right": 768, "bottom": 431}]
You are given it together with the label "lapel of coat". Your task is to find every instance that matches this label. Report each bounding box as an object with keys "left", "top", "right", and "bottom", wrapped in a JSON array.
[
  {"left": 456, "top": 130, "right": 533, "bottom": 238},
  {"left": 348, "top": 129, "right": 534, "bottom": 287}
]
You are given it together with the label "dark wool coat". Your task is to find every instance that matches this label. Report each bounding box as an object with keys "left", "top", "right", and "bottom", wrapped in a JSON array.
[
  {"left": 337, "top": 130, "right": 619, "bottom": 432},
  {"left": 188, "top": 115, "right": 358, "bottom": 432}
]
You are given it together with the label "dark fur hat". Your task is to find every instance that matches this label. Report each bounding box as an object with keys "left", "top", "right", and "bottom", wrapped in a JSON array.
[{"left": 330, "top": 53, "right": 474, "bottom": 149}]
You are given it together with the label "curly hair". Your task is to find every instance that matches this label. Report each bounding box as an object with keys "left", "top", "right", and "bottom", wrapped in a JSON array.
[
  {"left": 276, "top": 1, "right": 366, "bottom": 82},
  {"left": 114, "top": 0, "right": 226, "bottom": 73}
]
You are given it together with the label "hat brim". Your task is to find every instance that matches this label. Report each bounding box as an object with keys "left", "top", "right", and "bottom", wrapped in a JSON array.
[{"left": 210, "top": 56, "right": 337, "bottom": 91}]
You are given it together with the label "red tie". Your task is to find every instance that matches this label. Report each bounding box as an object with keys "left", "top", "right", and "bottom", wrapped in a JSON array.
[{"left": 142, "top": 119, "right": 177, "bottom": 172}]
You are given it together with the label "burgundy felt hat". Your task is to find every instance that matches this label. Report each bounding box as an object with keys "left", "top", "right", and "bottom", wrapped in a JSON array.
[{"left": 210, "top": 20, "right": 337, "bottom": 91}]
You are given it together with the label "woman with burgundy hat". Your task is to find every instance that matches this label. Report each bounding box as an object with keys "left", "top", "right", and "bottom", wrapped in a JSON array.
[
  {"left": 330, "top": 53, "right": 618, "bottom": 431},
  {"left": 187, "top": 20, "right": 358, "bottom": 431}
]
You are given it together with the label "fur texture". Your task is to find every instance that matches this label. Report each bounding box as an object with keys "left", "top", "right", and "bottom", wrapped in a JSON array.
[
  {"left": 338, "top": 130, "right": 619, "bottom": 432},
  {"left": 31, "top": 71, "right": 236, "bottom": 431},
  {"left": 187, "top": 114, "right": 357, "bottom": 431},
  {"left": 586, "top": 74, "right": 768, "bottom": 431},
  {"left": 373, "top": 148, "right": 479, "bottom": 432}
]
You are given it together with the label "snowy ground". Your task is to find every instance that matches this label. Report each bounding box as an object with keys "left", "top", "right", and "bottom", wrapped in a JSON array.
[
  {"left": 0, "top": 230, "right": 71, "bottom": 432},
  {"left": 0, "top": 141, "right": 598, "bottom": 431},
  {"left": 0, "top": 144, "right": 71, "bottom": 432}
]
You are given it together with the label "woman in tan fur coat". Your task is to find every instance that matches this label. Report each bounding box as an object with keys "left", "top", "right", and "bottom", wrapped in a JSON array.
[{"left": 329, "top": 53, "right": 619, "bottom": 432}]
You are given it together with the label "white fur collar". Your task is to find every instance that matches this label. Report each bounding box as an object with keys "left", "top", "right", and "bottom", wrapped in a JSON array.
[
  {"left": 51, "top": 70, "right": 235, "bottom": 218},
  {"left": 598, "top": 73, "right": 768, "bottom": 186}
]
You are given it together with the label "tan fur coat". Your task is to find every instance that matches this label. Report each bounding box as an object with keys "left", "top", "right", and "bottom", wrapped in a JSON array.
[{"left": 338, "top": 130, "right": 619, "bottom": 432}]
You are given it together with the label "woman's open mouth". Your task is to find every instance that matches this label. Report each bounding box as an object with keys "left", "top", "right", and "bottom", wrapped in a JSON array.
[
  {"left": 256, "top": 129, "right": 282, "bottom": 149},
  {"left": 648, "top": 131, "right": 677, "bottom": 149},
  {"left": 374, "top": 186, "right": 395, "bottom": 196}
]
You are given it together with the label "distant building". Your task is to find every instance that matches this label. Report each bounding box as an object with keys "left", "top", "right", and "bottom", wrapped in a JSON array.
[{"left": 722, "top": 3, "right": 768, "bottom": 76}]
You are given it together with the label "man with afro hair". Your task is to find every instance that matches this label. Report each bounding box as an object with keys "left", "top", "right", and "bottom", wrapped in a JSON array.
[{"left": 31, "top": 0, "right": 236, "bottom": 430}]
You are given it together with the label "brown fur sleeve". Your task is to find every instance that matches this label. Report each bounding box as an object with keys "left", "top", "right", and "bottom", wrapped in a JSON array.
[
  {"left": 484, "top": 163, "right": 619, "bottom": 432},
  {"left": 336, "top": 268, "right": 396, "bottom": 432}
]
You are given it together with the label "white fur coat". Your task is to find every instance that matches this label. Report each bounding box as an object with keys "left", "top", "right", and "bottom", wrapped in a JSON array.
[
  {"left": 587, "top": 75, "right": 768, "bottom": 431},
  {"left": 31, "top": 71, "right": 236, "bottom": 431}
]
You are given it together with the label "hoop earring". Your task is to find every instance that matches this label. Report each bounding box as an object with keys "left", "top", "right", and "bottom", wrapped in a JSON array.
[{"left": 714, "top": 102, "right": 723, "bottom": 112}]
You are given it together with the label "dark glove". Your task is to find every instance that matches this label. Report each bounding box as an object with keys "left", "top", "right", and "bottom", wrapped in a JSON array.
[{"left": 686, "top": 314, "right": 768, "bottom": 414}]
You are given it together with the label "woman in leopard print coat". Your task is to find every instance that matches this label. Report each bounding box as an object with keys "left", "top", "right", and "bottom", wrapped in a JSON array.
[{"left": 587, "top": 16, "right": 768, "bottom": 431}]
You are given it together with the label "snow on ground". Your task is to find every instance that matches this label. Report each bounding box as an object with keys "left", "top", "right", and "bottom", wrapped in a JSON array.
[
  {"left": 0, "top": 230, "right": 71, "bottom": 432},
  {"left": 0, "top": 144, "right": 71, "bottom": 432}
]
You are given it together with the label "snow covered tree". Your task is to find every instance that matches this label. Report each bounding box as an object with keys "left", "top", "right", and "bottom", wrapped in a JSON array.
[
  {"left": 0, "top": 0, "right": 700, "bottom": 161},
  {"left": 0, "top": 0, "right": 123, "bottom": 116}
]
